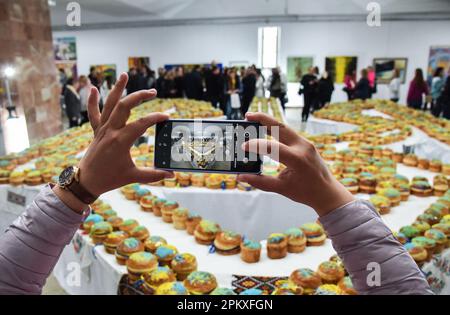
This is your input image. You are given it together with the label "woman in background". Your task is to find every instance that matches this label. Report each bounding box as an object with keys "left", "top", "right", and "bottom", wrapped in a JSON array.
[
  {"left": 255, "top": 68, "right": 265, "bottom": 98},
  {"left": 343, "top": 69, "right": 356, "bottom": 100},
  {"left": 431, "top": 67, "right": 445, "bottom": 116},
  {"left": 316, "top": 71, "right": 334, "bottom": 110},
  {"left": 267, "top": 68, "right": 287, "bottom": 111},
  {"left": 388, "top": 69, "right": 401, "bottom": 103},
  {"left": 224, "top": 68, "right": 241, "bottom": 118},
  {"left": 407, "top": 68, "right": 429, "bottom": 110},
  {"left": 63, "top": 77, "right": 81, "bottom": 128},
  {"left": 353, "top": 69, "right": 371, "bottom": 101},
  {"left": 78, "top": 75, "right": 91, "bottom": 125}
]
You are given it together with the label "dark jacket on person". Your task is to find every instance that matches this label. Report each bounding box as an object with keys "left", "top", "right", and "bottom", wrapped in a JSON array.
[
  {"left": 63, "top": 85, "right": 81, "bottom": 119},
  {"left": 242, "top": 74, "right": 256, "bottom": 99},
  {"left": 300, "top": 74, "right": 317, "bottom": 95},
  {"left": 126, "top": 73, "right": 141, "bottom": 95},
  {"left": 205, "top": 72, "right": 225, "bottom": 101},
  {"left": 440, "top": 77, "right": 450, "bottom": 119},
  {"left": 174, "top": 76, "right": 184, "bottom": 98},
  {"left": 317, "top": 77, "right": 334, "bottom": 103},
  {"left": 184, "top": 71, "right": 204, "bottom": 100},
  {"left": 156, "top": 76, "right": 165, "bottom": 97},
  {"left": 354, "top": 78, "right": 371, "bottom": 100}
]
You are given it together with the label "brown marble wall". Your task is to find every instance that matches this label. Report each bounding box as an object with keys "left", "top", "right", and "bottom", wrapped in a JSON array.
[{"left": 0, "top": 0, "right": 62, "bottom": 148}]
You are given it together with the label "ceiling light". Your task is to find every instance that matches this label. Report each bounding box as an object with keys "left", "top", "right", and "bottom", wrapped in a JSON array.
[
  {"left": 4, "top": 66, "right": 15, "bottom": 78},
  {"left": 48, "top": 0, "right": 56, "bottom": 7}
]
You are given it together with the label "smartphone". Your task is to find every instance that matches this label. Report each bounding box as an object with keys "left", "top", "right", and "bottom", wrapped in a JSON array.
[{"left": 154, "top": 119, "right": 263, "bottom": 174}]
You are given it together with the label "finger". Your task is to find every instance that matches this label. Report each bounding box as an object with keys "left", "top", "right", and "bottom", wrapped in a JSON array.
[
  {"left": 109, "top": 89, "right": 157, "bottom": 129},
  {"left": 237, "top": 174, "right": 283, "bottom": 193},
  {"left": 101, "top": 72, "right": 128, "bottom": 125},
  {"left": 242, "top": 139, "right": 298, "bottom": 167},
  {"left": 121, "top": 112, "right": 169, "bottom": 145},
  {"left": 245, "top": 112, "right": 299, "bottom": 146},
  {"left": 128, "top": 167, "right": 174, "bottom": 184},
  {"left": 87, "top": 87, "right": 101, "bottom": 131}
]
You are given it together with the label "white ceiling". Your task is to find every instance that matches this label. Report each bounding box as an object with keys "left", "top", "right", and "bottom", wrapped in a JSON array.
[{"left": 50, "top": 0, "right": 450, "bottom": 29}]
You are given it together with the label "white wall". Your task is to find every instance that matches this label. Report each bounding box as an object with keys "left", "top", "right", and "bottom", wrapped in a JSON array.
[{"left": 54, "top": 20, "right": 450, "bottom": 105}]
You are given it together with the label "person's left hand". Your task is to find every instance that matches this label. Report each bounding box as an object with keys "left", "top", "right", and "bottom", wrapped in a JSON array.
[{"left": 77, "top": 72, "right": 173, "bottom": 197}]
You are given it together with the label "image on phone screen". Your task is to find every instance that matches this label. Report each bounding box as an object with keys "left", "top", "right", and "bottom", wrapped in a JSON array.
[{"left": 154, "top": 120, "right": 263, "bottom": 174}]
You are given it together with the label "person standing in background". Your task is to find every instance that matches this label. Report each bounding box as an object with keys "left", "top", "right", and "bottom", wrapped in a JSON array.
[
  {"left": 241, "top": 67, "right": 257, "bottom": 115},
  {"left": 77, "top": 75, "right": 91, "bottom": 125},
  {"left": 174, "top": 66, "right": 185, "bottom": 98},
  {"left": 431, "top": 67, "right": 445, "bottom": 115},
  {"left": 353, "top": 69, "right": 371, "bottom": 101},
  {"left": 156, "top": 67, "right": 166, "bottom": 98},
  {"left": 344, "top": 69, "right": 356, "bottom": 100},
  {"left": 267, "top": 67, "right": 287, "bottom": 110},
  {"left": 163, "top": 69, "right": 177, "bottom": 98},
  {"left": 316, "top": 71, "right": 334, "bottom": 110},
  {"left": 184, "top": 65, "right": 204, "bottom": 100},
  {"left": 126, "top": 67, "right": 141, "bottom": 95},
  {"left": 100, "top": 75, "right": 114, "bottom": 105},
  {"left": 205, "top": 66, "right": 225, "bottom": 111},
  {"left": 224, "top": 68, "right": 241, "bottom": 118},
  {"left": 139, "top": 65, "right": 155, "bottom": 90},
  {"left": 407, "top": 68, "right": 429, "bottom": 110},
  {"left": 63, "top": 78, "right": 81, "bottom": 128},
  {"left": 299, "top": 67, "right": 318, "bottom": 122},
  {"left": 437, "top": 69, "right": 450, "bottom": 119},
  {"left": 255, "top": 68, "right": 265, "bottom": 98},
  {"left": 88, "top": 66, "right": 101, "bottom": 91},
  {"left": 388, "top": 69, "right": 401, "bottom": 103}
]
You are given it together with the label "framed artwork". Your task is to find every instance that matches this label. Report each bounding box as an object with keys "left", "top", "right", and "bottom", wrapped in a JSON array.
[
  {"left": 427, "top": 46, "right": 450, "bottom": 83},
  {"left": 55, "top": 61, "right": 78, "bottom": 80},
  {"left": 373, "top": 58, "right": 408, "bottom": 84},
  {"left": 287, "top": 57, "right": 314, "bottom": 83},
  {"left": 53, "top": 37, "right": 77, "bottom": 61},
  {"left": 128, "top": 57, "right": 150, "bottom": 70},
  {"left": 229, "top": 61, "right": 250, "bottom": 68},
  {"left": 325, "top": 56, "right": 358, "bottom": 84},
  {"left": 91, "top": 64, "right": 117, "bottom": 82}
]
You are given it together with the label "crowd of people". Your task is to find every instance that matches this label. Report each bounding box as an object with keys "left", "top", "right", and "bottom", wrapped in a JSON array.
[
  {"left": 124, "top": 62, "right": 268, "bottom": 119},
  {"left": 58, "top": 61, "right": 450, "bottom": 128}
]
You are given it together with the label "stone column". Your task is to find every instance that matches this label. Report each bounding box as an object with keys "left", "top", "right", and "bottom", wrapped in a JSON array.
[{"left": 0, "top": 0, "right": 62, "bottom": 155}]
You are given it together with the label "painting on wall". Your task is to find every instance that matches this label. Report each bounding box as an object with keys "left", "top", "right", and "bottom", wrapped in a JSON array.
[
  {"left": 128, "top": 57, "right": 150, "bottom": 70},
  {"left": 55, "top": 61, "right": 78, "bottom": 80},
  {"left": 91, "top": 64, "right": 117, "bottom": 82},
  {"left": 325, "top": 56, "right": 358, "bottom": 84},
  {"left": 373, "top": 58, "right": 408, "bottom": 84},
  {"left": 53, "top": 37, "right": 77, "bottom": 61},
  {"left": 427, "top": 46, "right": 450, "bottom": 83},
  {"left": 287, "top": 57, "right": 314, "bottom": 83}
]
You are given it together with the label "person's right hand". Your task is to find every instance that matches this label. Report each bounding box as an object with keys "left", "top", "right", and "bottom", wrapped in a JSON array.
[{"left": 237, "top": 113, "right": 354, "bottom": 217}]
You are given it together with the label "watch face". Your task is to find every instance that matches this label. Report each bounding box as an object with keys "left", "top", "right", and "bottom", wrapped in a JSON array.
[{"left": 59, "top": 166, "right": 75, "bottom": 188}]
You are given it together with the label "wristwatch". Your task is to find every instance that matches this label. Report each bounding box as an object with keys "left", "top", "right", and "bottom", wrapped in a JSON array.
[{"left": 58, "top": 166, "right": 98, "bottom": 204}]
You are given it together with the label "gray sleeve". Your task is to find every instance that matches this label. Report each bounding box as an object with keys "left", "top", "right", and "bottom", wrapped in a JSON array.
[
  {"left": 319, "top": 199, "right": 433, "bottom": 295},
  {"left": 0, "top": 185, "right": 86, "bottom": 294}
]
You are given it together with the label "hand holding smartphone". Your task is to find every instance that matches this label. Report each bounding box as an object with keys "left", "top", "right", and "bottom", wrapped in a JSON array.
[{"left": 154, "top": 119, "right": 263, "bottom": 174}]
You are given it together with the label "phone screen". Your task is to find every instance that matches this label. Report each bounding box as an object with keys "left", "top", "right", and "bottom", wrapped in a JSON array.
[{"left": 154, "top": 119, "right": 263, "bottom": 174}]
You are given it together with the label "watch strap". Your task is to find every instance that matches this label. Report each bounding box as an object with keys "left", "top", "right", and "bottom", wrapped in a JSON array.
[{"left": 67, "top": 182, "right": 98, "bottom": 205}]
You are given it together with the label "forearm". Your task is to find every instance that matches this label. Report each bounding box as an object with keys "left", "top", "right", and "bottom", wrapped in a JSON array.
[
  {"left": 0, "top": 185, "right": 88, "bottom": 294},
  {"left": 319, "top": 199, "right": 433, "bottom": 295}
]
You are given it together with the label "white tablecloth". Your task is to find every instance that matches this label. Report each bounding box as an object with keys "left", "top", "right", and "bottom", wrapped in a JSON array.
[{"left": 306, "top": 116, "right": 357, "bottom": 135}]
